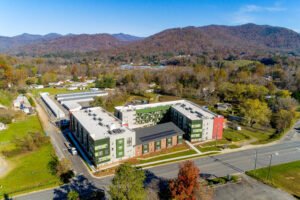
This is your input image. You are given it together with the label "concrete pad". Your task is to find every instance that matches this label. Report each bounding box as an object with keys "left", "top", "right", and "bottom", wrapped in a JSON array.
[{"left": 214, "top": 174, "right": 295, "bottom": 200}]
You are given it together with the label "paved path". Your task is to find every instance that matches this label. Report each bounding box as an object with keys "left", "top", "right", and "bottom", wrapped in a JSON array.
[
  {"left": 0, "top": 156, "right": 8, "bottom": 177},
  {"left": 185, "top": 140, "right": 202, "bottom": 154}
]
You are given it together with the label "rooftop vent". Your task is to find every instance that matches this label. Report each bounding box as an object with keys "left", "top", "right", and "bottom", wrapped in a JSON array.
[
  {"left": 98, "top": 117, "right": 102, "bottom": 121},
  {"left": 93, "top": 113, "right": 96, "bottom": 116},
  {"left": 98, "top": 122, "right": 103, "bottom": 126}
]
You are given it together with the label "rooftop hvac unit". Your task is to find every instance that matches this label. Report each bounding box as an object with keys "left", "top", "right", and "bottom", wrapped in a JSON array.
[
  {"left": 98, "top": 122, "right": 103, "bottom": 126},
  {"left": 84, "top": 110, "right": 88, "bottom": 113},
  {"left": 88, "top": 113, "right": 92, "bottom": 116},
  {"left": 98, "top": 117, "right": 102, "bottom": 121},
  {"left": 93, "top": 113, "right": 96, "bottom": 116},
  {"left": 93, "top": 117, "right": 97, "bottom": 120}
]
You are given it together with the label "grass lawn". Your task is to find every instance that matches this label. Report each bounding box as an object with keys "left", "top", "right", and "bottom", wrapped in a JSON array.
[
  {"left": 141, "top": 152, "right": 218, "bottom": 168},
  {"left": 0, "top": 145, "right": 61, "bottom": 197},
  {"left": 30, "top": 88, "right": 89, "bottom": 97},
  {"left": 201, "top": 140, "right": 231, "bottom": 147},
  {"left": 0, "top": 115, "right": 43, "bottom": 151},
  {"left": 197, "top": 146, "right": 222, "bottom": 152},
  {"left": 0, "top": 115, "right": 61, "bottom": 197},
  {"left": 139, "top": 149, "right": 197, "bottom": 164},
  {"left": 224, "top": 60, "right": 254, "bottom": 66},
  {"left": 246, "top": 161, "right": 300, "bottom": 198},
  {"left": 0, "top": 90, "right": 16, "bottom": 107},
  {"left": 223, "top": 128, "right": 250, "bottom": 142}
]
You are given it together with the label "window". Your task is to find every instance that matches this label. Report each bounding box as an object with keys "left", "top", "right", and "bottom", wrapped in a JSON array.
[
  {"left": 118, "top": 152, "right": 123, "bottom": 156},
  {"left": 99, "top": 151, "right": 103, "bottom": 156},
  {"left": 127, "top": 137, "right": 132, "bottom": 147},
  {"left": 118, "top": 146, "right": 123, "bottom": 150},
  {"left": 118, "top": 140, "right": 123, "bottom": 144}
]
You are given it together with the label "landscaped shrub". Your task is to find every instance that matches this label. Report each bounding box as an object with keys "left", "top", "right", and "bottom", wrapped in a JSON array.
[{"left": 230, "top": 175, "right": 239, "bottom": 182}]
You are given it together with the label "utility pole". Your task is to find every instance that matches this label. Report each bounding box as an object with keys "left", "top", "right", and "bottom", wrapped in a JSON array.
[
  {"left": 267, "top": 154, "right": 273, "bottom": 183},
  {"left": 284, "top": 120, "right": 287, "bottom": 133},
  {"left": 254, "top": 149, "right": 258, "bottom": 174}
]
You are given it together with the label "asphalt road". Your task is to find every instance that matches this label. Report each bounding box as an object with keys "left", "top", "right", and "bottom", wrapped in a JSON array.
[{"left": 13, "top": 109, "right": 300, "bottom": 200}]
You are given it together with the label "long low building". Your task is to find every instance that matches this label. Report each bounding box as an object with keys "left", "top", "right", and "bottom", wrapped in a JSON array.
[
  {"left": 41, "top": 93, "right": 65, "bottom": 118},
  {"left": 56, "top": 91, "right": 108, "bottom": 101}
]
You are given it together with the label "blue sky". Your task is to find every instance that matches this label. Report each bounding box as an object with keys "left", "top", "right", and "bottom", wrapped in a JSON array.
[{"left": 0, "top": 0, "right": 299, "bottom": 37}]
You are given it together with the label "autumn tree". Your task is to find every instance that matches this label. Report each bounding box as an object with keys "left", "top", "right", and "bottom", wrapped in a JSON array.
[
  {"left": 169, "top": 161, "right": 201, "bottom": 200},
  {"left": 0, "top": 63, "right": 12, "bottom": 88},
  {"left": 109, "top": 163, "right": 146, "bottom": 200},
  {"left": 240, "top": 99, "right": 271, "bottom": 127}
]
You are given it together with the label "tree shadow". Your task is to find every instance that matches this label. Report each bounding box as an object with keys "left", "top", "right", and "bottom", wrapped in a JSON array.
[
  {"left": 144, "top": 170, "right": 172, "bottom": 200},
  {"left": 53, "top": 175, "right": 104, "bottom": 200}
]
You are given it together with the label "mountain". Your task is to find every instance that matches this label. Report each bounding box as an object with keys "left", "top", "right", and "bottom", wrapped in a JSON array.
[
  {"left": 1, "top": 24, "right": 300, "bottom": 56},
  {"left": 6, "top": 34, "right": 127, "bottom": 54},
  {"left": 0, "top": 33, "right": 62, "bottom": 51},
  {"left": 111, "top": 24, "right": 300, "bottom": 57},
  {"left": 112, "top": 33, "right": 144, "bottom": 42}
]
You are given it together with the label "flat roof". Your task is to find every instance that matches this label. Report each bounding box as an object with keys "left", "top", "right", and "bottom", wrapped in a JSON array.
[
  {"left": 62, "top": 101, "right": 82, "bottom": 111},
  {"left": 172, "top": 101, "right": 216, "bottom": 120},
  {"left": 135, "top": 122, "right": 184, "bottom": 145},
  {"left": 115, "top": 100, "right": 185, "bottom": 112},
  {"left": 40, "top": 93, "right": 65, "bottom": 118},
  {"left": 72, "top": 107, "right": 134, "bottom": 140}
]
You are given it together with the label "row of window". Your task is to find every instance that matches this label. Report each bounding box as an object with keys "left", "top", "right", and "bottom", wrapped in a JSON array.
[{"left": 98, "top": 155, "right": 110, "bottom": 163}]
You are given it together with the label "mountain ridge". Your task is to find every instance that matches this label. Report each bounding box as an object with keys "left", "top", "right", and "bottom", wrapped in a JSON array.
[{"left": 1, "top": 24, "right": 300, "bottom": 56}]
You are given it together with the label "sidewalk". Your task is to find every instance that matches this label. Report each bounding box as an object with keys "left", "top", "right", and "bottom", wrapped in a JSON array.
[{"left": 185, "top": 140, "right": 202, "bottom": 154}]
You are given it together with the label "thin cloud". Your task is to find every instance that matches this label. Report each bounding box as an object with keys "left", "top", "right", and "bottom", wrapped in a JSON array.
[{"left": 231, "top": 3, "right": 286, "bottom": 24}]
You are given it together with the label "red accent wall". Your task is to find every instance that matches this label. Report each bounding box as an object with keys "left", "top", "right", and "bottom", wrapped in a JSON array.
[
  {"left": 213, "top": 116, "right": 224, "bottom": 139},
  {"left": 135, "top": 145, "right": 142, "bottom": 156}
]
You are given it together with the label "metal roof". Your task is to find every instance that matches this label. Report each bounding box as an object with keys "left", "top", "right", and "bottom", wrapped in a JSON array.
[{"left": 135, "top": 122, "right": 184, "bottom": 145}]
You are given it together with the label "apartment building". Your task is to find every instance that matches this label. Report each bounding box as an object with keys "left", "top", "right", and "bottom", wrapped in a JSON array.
[
  {"left": 70, "top": 107, "right": 136, "bottom": 167},
  {"left": 115, "top": 100, "right": 223, "bottom": 141}
]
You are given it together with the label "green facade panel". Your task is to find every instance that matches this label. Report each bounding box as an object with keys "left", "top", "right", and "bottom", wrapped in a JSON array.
[
  {"left": 116, "top": 138, "right": 124, "bottom": 158},
  {"left": 94, "top": 138, "right": 111, "bottom": 164}
]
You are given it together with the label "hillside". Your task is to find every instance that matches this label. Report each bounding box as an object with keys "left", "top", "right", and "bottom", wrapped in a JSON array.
[
  {"left": 112, "top": 33, "right": 144, "bottom": 42},
  {"left": 109, "top": 24, "right": 300, "bottom": 57},
  {"left": 0, "top": 33, "right": 62, "bottom": 51},
  {"left": 2, "top": 24, "right": 300, "bottom": 56},
  {"left": 5, "top": 34, "right": 128, "bottom": 54}
]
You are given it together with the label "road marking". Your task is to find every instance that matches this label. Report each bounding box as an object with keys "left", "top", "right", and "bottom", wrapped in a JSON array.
[{"left": 296, "top": 148, "right": 300, "bottom": 151}]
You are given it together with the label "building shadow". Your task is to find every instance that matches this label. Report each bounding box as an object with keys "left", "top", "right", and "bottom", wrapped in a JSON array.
[{"left": 53, "top": 175, "right": 104, "bottom": 200}]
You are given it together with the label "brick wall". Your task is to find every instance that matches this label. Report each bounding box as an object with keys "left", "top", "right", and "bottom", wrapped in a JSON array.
[{"left": 135, "top": 145, "right": 142, "bottom": 156}]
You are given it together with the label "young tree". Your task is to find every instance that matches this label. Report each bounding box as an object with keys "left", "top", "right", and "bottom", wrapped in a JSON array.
[
  {"left": 67, "top": 190, "right": 80, "bottom": 200},
  {"left": 169, "top": 161, "right": 200, "bottom": 200},
  {"left": 109, "top": 163, "right": 146, "bottom": 200},
  {"left": 90, "top": 96, "right": 104, "bottom": 107},
  {"left": 240, "top": 99, "right": 271, "bottom": 127}
]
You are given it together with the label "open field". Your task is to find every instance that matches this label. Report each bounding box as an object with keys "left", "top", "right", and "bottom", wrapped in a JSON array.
[
  {"left": 0, "top": 145, "right": 61, "bottom": 197},
  {"left": 247, "top": 161, "right": 300, "bottom": 198},
  {"left": 0, "top": 115, "right": 61, "bottom": 198},
  {"left": 30, "top": 88, "right": 89, "bottom": 97},
  {"left": 0, "top": 115, "right": 43, "bottom": 151},
  {"left": 0, "top": 90, "right": 16, "bottom": 107}
]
